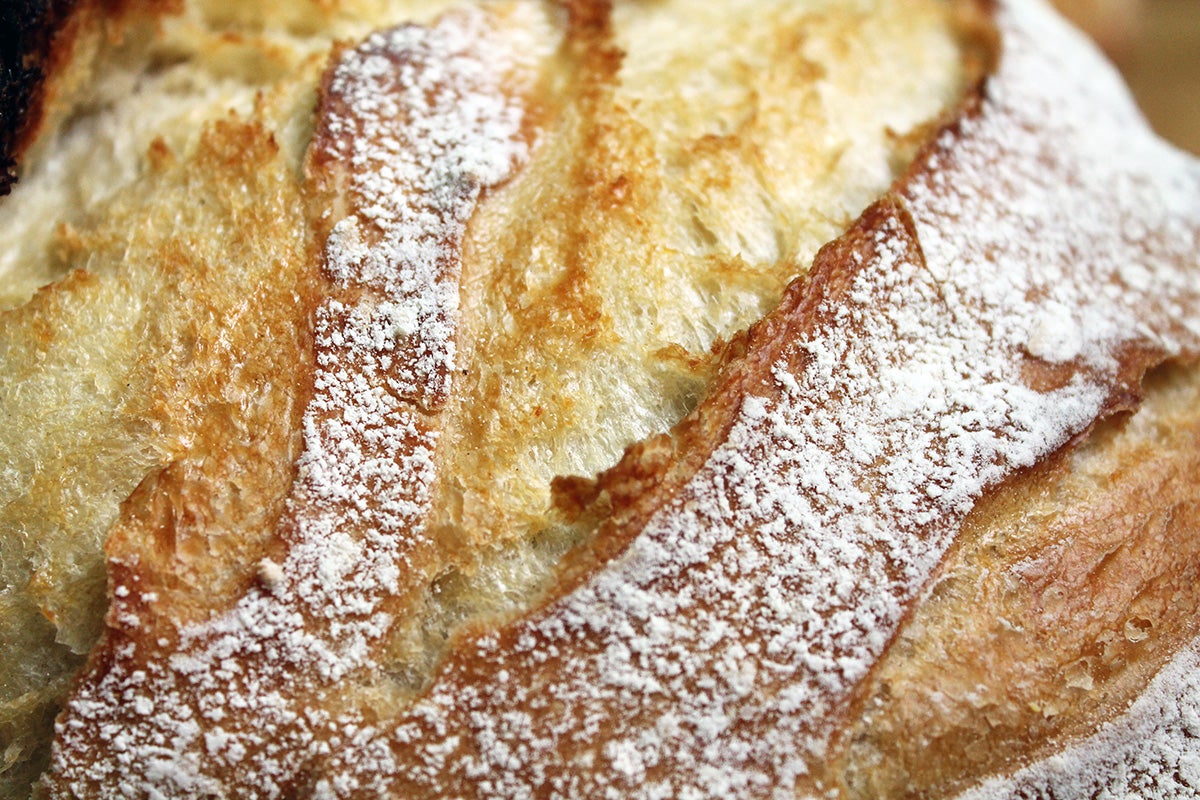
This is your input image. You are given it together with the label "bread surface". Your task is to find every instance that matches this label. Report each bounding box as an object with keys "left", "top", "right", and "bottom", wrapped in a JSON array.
[{"left": 1, "top": 0, "right": 1199, "bottom": 798}]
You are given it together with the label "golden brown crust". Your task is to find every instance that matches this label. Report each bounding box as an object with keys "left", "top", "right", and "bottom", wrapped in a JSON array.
[
  {"left": 311, "top": 2, "right": 1200, "bottom": 795},
  {"left": 0, "top": 101, "right": 322, "bottom": 799},
  {"left": 13, "top": 0, "right": 970, "bottom": 791},
  {"left": 41, "top": 9, "right": 539, "bottom": 797},
  {"left": 11, "top": 0, "right": 1200, "bottom": 797},
  {"left": 838, "top": 361, "right": 1200, "bottom": 797}
]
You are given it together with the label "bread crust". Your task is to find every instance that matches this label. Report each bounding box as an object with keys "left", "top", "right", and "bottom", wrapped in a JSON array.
[
  {"left": 0, "top": 0, "right": 74, "bottom": 194},
  {"left": 4, "top": 0, "right": 1199, "bottom": 797},
  {"left": 0, "top": 0, "right": 181, "bottom": 195}
]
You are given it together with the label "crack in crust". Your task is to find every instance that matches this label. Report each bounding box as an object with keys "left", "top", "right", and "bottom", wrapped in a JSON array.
[
  {"left": 42, "top": 8, "right": 535, "bottom": 798},
  {"left": 36, "top": 0, "right": 1200, "bottom": 797}
]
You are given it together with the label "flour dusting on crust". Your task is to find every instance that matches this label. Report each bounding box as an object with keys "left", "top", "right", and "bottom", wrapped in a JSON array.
[
  {"left": 310, "top": 0, "right": 1200, "bottom": 797},
  {"left": 42, "top": 0, "right": 1200, "bottom": 797},
  {"left": 959, "top": 638, "right": 1200, "bottom": 799},
  {"left": 46, "top": 9, "right": 530, "bottom": 798}
]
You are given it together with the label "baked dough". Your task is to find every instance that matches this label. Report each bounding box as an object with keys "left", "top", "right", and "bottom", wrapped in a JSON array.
[
  {"left": 1, "top": 1, "right": 962, "bottom": 794},
  {"left": 2, "top": 0, "right": 1198, "bottom": 798}
]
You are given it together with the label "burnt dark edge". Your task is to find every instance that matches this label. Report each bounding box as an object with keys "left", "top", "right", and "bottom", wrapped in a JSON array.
[{"left": 0, "top": 0, "right": 76, "bottom": 196}]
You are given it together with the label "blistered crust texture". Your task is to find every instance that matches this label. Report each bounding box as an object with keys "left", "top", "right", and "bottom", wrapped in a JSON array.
[
  {"left": 1, "top": 0, "right": 1199, "bottom": 799},
  {"left": 1, "top": 1, "right": 966, "bottom": 796}
]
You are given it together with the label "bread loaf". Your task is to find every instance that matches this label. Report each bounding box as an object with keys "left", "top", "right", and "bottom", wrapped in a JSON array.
[{"left": 1, "top": 0, "right": 1198, "bottom": 798}]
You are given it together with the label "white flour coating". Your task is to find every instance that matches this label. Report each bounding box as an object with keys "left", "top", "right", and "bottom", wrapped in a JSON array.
[
  {"left": 958, "top": 635, "right": 1200, "bottom": 799},
  {"left": 312, "top": 0, "right": 1200, "bottom": 798},
  {"left": 47, "top": 9, "right": 529, "bottom": 799},
  {"left": 45, "top": 0, "right": 1200, "bottom": 797}
]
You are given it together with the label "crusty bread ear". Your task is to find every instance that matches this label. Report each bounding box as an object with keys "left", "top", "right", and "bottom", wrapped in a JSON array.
[
  {"left": 1, "top": 1, "right": 968, "bottom": 795},
  {"left": 7, "top": 0, "right": 1200, "bottom": 798}
]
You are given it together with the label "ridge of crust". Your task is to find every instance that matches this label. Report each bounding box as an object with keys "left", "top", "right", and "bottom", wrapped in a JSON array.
[
  {"left": 40, "top": 0, "right": 1200, "bottom": 798},
  {"left": 43, "top": 7, "right": 536, "bottom": 798},
  {"left": 313, "top": 0, "right": 1200, "bottom": 797}
]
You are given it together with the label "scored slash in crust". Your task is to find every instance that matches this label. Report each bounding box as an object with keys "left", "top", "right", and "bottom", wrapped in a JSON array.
[{"left": 38, "top": 0, "right": 1200, "bottom": 798}]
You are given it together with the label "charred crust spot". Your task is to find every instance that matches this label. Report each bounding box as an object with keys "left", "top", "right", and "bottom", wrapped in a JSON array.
[
  {"left": 550, "top": 474, "right": 601, "bottom": 518},
  {"left": 0, "top": 0, "right": 182, "bottom": 195},
  {"left": 0, "top": 0, "right": 76, "bottom": 195}
]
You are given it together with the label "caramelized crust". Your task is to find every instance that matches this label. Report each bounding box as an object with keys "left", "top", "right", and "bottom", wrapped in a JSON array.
[
  {"left": 5, "top": 0, "right": 1200, "bottom": 798},
  {"left": 42, "top": 8, "right": 538, "bottom": 797},
  {"left": 838, "top": 362, "right": 1200, "bottom": 797},
  {"left": 313, "top": 2, "right": 1200, "bottom": 797},
  {"left": 3, "top": 1, "right": 968, "bottom": 794}
]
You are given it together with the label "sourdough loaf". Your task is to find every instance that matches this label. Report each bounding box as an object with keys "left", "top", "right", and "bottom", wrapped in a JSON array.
[{"left": 1, "top": 0, "right": 1198, "bottom": 798}]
